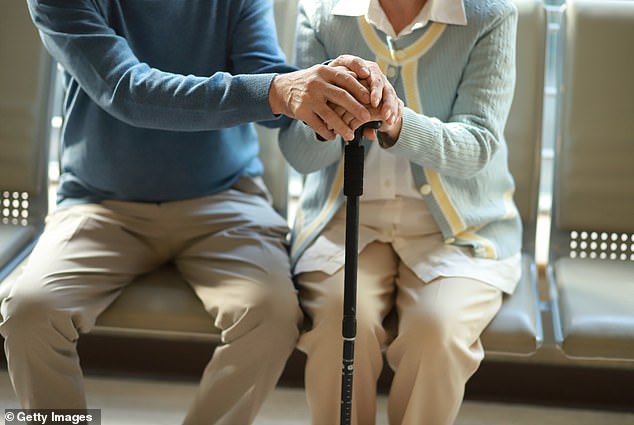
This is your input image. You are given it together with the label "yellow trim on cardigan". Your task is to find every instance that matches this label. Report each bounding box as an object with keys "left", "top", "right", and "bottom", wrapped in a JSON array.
[
  {"left": 460, "top": 230, "right": 497, "bottom": 258},
  {"left": 402, "top": 62, "right": 423, "bottom": 117},
  {"left": 502, "top": 189, "right": 517, "bottom": 219},
  {"left": 291, "top": 159, "right": 345, "bottom": 257},
  {"left": 357, "top": 17, "right": 446, "bottom": 65},
  {"left": 422, "top": 169, "right": 465, "bottom": 234}
]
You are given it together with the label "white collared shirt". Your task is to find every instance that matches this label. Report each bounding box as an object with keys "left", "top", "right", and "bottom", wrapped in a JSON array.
[{"left": 332, "top": 0, "right": 467, "bottom": 38}]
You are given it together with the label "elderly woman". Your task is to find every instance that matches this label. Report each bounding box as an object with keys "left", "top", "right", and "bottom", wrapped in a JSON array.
[{"left": 279, "top": 0, "right": 521, "bottom": 424}]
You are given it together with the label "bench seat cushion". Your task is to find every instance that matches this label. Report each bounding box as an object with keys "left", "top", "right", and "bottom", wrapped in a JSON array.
[
  {"left": 553, "top": 257, "right": 634, "bottom": 360},
  {"left": 94, "top": 265, "right": 221, "bottom": 341},
  {"left": 96, "top": 254, "right": 544, "bottom": 354}
]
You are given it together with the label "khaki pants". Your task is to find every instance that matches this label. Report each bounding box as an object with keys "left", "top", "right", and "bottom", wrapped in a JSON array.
[
  {"left": 297, "top": 241, "right": 502, "bottom": 425},
  {"left": 0, "top": 180, "right": 303, "bottom": 425}
]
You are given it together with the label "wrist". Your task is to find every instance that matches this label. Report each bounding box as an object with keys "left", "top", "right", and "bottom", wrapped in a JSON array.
[
  {"left": 268, "top": 74, "right": 285, "bottom": 116},
  {"left": 377, "top": 131, "right": 398, "bottom": 148},
  {"left": 377, "top": 117, "right": 402, "bottom": 148}
]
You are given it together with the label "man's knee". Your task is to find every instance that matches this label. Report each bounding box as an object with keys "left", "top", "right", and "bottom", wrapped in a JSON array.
[
  {"left": 215, "top": 277, "right": 302, "bottom": 344},
  {"left": 256, "top": 281, "right": 302, "bottom": 332},
  {"left": 0, "top": 292, "right": 78, "bottom": 342}
]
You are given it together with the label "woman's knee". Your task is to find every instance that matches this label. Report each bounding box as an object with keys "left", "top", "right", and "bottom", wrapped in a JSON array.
[
  {"left": 399, "top": 302, "right": 478, "bottom": 356},
  {"left": 397, "top": 279, "right": 502, "bottom": 352}
]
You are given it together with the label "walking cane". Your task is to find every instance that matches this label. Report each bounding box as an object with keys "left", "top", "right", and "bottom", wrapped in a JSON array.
[{"left": 341, "top": 120, "right": 381, "bottom": 425}]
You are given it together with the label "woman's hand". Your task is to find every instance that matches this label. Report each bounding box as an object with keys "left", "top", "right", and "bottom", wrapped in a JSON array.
[
  {"left": 329, "top": 55, "right": 400, "bottom": 127},
  {"left": 331, "top": 77, "right": 404, "bottom": 143}
]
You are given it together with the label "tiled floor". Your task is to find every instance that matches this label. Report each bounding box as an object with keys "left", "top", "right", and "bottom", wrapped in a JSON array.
[{"left": 1, "top": 371, "right": 633, "bottom": 425}]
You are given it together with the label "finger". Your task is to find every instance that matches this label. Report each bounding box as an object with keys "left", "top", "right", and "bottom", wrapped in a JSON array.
[
  {"left": 330, "top": 55, "right": 370, "bottom": 80},
  {"left": 328, "top": 67, "right": 371, "bottom": 105},
  {"left": 363, "top": 127, "right": 378, "bottom": 140},
  {"left": 332, "top": 57, "right": 382, "bottom": 107},
  {"left": 314, "top": 102, "right": 355, "bottom": 141},
  {"left": 380, "top": 84, "right": 401, "bottom": 125},
  {"left": 349, "top": 62, "right": 385, "bottom": 109},
  {"left": 303, "top": 114, "right": 336, "bottom": 141},
  {"left": 331, "top": 103, "right": 356, "bottom": 127},
  {"left": 365, "top": 69, "right": 385, "bottom": 109},
  {"left": 326, "top": 94, "right": 371, "bottom": 127},
  {"left": 320, "top": 74, "right": 372, "bottom": 124},
  {"left": 329, "top": 102, "right": 348, "bottom": 120},
  {"left": 336, "top": 111, "right": 355, "bottom": 128},
  {"left": 331, "top": 65, "right": 360, "bottom": 81},
  {"left": 347, "top": 117, "right": 364, "bottom": 132}
]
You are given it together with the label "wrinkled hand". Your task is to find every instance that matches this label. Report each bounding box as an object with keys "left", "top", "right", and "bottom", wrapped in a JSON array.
[
  {"left": 329, "top": 55, "right": 400, "bottom": 127},
  {"left": 269, "top": 64, "right": 372, "bottom": 141},
  {"left": 331, "top": 77, "right": 404, "bottom": 142}
]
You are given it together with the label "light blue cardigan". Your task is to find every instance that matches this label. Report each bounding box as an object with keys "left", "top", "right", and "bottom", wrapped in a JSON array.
[{"left": 279, "top": 0, "right": 522, "bottom": 268}]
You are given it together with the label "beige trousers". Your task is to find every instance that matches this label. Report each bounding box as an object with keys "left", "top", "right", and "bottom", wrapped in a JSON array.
[
  {"left": 297, "top": 241, "right": 502, "bottom": 425},
  {"left": 0, "top": 180, "right": 303, "bottom": 425}
]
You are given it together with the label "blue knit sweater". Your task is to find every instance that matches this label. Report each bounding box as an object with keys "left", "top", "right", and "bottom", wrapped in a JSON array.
[
  {"left": 279, "top": 0, "right": 522, "bottom": 262},
  {"left": 27, "top": 0, "right": 295, "bottom": 205}
]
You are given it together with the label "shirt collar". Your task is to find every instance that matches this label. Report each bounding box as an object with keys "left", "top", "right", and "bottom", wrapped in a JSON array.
[{"left": 332, "top": 0, "right": 467, "bottom": 38}]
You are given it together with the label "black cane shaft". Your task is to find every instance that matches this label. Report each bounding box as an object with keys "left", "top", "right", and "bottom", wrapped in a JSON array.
[
  {"left": 340, "top": 192, "right": 359, "bottom": 424},
  {"left": 341, "top": 144, "right": 362, "bottom": 425},
  {"left": 343, "top": 195, "right": 359, "bottom": 324},
  {"left": 340, "top": 121, "right": 380, "bottom": 425}
]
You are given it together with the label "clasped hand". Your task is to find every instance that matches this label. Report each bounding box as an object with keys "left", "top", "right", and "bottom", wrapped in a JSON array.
[{"left": 270, "top": 54, "right": 402, "bottom": 142}]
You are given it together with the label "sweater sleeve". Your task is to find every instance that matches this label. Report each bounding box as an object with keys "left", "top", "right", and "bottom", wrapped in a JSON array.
[
  {"left": 278, "top": 0, "right": 344, "bottom": 174},
  {"left": 388, "top": 3, "right": 517, "bottom": 178},
  {"left": 26, "top": 0, "right": 295, "bottom": 131}
]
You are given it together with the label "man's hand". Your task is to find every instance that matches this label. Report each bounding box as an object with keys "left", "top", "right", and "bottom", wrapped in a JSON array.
[{"left": 269, "top": 64, "right": 372, "bottom": 141}]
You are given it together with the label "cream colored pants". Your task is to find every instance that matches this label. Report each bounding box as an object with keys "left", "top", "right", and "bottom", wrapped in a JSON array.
[
  {"left": 0, "top": 180, "right": 303, "bottom": 425},
  {"left": 297, "top": 241, "right": 502, "bottom": 425}
]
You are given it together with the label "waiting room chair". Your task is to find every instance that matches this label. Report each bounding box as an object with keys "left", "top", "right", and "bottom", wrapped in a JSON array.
[
  {"left": 548, "top": 0, "right": 634, "bottom": 360},
  {"left": 0, "top": 2, "right": 53, "bottom": 287}
]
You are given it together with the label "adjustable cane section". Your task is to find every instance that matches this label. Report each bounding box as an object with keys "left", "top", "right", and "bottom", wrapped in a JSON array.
[{"left": 340, "top": 121, "right": 381, "bottom": 425}]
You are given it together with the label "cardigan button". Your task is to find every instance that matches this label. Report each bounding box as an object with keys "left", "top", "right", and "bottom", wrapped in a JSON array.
[{"left": 419, "top": 184, "right": 432, "bottom": 195}]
